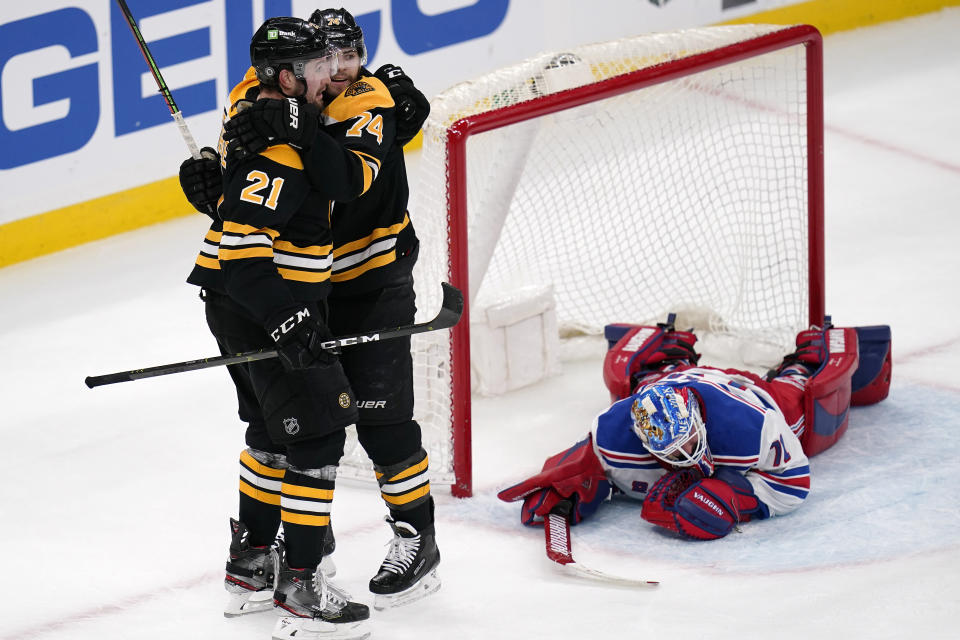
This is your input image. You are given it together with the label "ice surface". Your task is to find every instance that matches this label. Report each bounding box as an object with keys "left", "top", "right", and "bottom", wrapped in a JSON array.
[{"left": 2, "top": 10, "right": 959, "bottom": 640}]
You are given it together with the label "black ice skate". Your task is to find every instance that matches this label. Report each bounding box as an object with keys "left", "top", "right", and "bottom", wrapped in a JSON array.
[
  {"left": 223, "top": 518, "right": 277, "bottom": 617},
  {"left": 272, "top": 542, "right": 370, "bottom": 640},
  {"left": 369, "top": 516, "right": 441, "bottom": 610}
]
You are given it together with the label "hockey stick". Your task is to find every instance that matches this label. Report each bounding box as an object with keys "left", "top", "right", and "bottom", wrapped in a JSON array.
[
  {"left": 545, "top": 502, "right": 659, "bottom": 588},
  {"left": 85, "top": 282, "right": 463, "bottom": 388},
  {"left": 115, "top": 0, "right": 201, "bottom": 159}
]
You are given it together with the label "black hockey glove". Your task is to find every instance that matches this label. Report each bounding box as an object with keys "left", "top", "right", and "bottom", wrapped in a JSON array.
[
  {"left": 178, "top": 147, "right": 222, "bottom": 218},
  {"left": 223, "top": 98, "right": 320, "bottom": 162},
  {"left": 374, "top": 64, "right": 430, "bottom": 146},
  {"left": 267, "top": 306, "right": 339, "bottom": 371}
]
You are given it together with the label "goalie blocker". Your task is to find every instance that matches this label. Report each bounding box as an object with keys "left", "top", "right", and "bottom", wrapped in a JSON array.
[{"left": 602, "top": 319, "right": 892, "bottom": 457}]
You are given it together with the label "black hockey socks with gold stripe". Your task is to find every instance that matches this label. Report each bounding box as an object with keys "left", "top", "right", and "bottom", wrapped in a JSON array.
[
  {"left": 237, "top": 448, "right": 285, "bottom": 546},
  {"left": 375, "top": 448, "right": 432, "bottom": 531},
  {"left": 281, "top": 465, "right": 336, "bottom": 569}
]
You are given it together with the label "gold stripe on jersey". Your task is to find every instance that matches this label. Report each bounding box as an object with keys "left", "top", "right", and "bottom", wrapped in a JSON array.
[
  {"left": 197, "top": 254, "right": 220, "bottom": 270},
  {"left": 194, "top": 227, "right": 223, "bottom": 270},
  {"left": 375, "top": 450, "right": 431, "bottom": 510},
  {"left": 219, "top": 221, "right": 333, "bottom": 283},
  {"left": 332, "top": 252, "right": 395, "bottom": 282},
  {"left": 349, "top": 149, "right": 382, "bottom": 194},
  {"left": 261, "top": 144, "right": 304, "bottom": 170},
  {"left": 277, "top": 267, "right": 332, "bottom": 283},
  {"left": 219, "top": 222, "right": 277, "bottom": 261},
  {"left": 331, "top": 215, "right": 410, "bottom": 283},
  {"left": 221, "top": 221, "right": 280, "bottom": 240},
  {"left": 323, "top": 77, "right": 394, "bottom": 123}
]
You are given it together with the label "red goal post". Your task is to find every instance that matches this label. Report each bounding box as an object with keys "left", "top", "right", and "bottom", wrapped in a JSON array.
[{"left": 342, "top": 24, "right": 824, "bottom": 497}]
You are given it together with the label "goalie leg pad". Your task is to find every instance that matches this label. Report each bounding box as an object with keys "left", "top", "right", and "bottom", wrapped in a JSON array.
[
  {"left": 851, "top": 325, "right": 892, "bottom": 406},
  {"left": 602, "top": 316, "right": 700, "bottom": 402},
  {"left": 802, "top": 327, "right": 858, "bottom": 456}
]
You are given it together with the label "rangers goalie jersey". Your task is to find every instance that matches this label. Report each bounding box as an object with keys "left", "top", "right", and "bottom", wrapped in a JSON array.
[{"left": 592, "top": 366, "right": 811, "bottom": 518}]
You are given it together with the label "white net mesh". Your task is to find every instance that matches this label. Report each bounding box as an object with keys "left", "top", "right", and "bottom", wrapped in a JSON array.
[{"left": 338, "top": 25, "right": 818, "bottom": 488}]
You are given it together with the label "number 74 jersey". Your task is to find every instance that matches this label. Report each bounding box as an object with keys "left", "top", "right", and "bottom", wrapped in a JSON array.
[{"left": 592, "top": 366, "right": 811, "bottom": 518}]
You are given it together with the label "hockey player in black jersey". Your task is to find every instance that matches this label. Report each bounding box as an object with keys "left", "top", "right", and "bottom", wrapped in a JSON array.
[
  {"left": 180, "top": 7, "right": 440, "bottom": 615},
  {"left": 185, "top": 17, "right": 369, "bottom": 640}
]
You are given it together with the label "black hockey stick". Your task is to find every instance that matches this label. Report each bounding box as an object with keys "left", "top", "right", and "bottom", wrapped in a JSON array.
[
  {"left": 115, "top": 0, "right": 201, "bottom": 159},
  {"left": 85, "top": 283, "right": 463, "bottom": 389}
]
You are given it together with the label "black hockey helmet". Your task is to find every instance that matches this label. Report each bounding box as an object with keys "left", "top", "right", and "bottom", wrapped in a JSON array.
[
  {"left": 308, "top": 8, "right": 366, "bottom": 64},
  {"left": 250, "top": 16, "right": 333, "bottom": 86}
]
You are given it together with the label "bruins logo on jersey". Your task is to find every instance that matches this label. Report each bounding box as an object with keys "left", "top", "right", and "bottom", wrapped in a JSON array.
[{"left": 345, "top": 81, "right": 374, "bottom": 97}]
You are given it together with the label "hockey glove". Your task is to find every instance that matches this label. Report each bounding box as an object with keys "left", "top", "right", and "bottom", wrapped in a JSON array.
[
  {"left": 374, "top": 64, "right": 430, "bottom": 146},
  {"left": 266, "top": 306, "right": 339, "bottom": 371},
  {"left": 178, "top": 147, "right": 222, "bottom": 218},
  {"left": 497, "top": 435, "right": 611, "bottom": 526},
  {"left": 641, "top": 468, "right": 762, "bottom": 540},
  {"left": 223, "top": 98, "right": 320, "bottom": 162}
]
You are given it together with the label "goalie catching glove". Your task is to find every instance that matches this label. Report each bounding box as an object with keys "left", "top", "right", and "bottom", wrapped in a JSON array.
[
  {"left": 266, "top": 305, "right": 339, "bottom": 371},
  {"left": 640, "top": 467, "right": 763, "bottom": 540},
  {"left": 497, "top": 435, "right": 611, "bottom": 526},
  {"left": 223, "top": 98, "right": 321, "bottom": 162}
]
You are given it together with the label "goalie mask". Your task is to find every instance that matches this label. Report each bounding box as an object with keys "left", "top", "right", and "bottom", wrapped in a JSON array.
[
  {"left": 250, "top": 17, "right": 336, "bottom": 87},
  {"left": 630, "top": 385, "right": 708, "bottom": 468}
]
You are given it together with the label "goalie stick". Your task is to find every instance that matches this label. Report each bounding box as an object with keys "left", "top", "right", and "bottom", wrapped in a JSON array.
[
  {"left": 545, "top": 502, "right": 659, "bottom": 588},
  {"left": 85, "top": 282, "right": 463, "bottom": 388},
  {"left": 115, "top": 0, "right": 201, "bottom": 160}
]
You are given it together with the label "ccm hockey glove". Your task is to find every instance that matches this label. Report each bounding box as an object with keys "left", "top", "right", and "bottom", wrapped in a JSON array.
[
  {"left": 224, "top": 98, "right": 320, "bottom": 162},
  {"left": 178, "top": 147, "right": 222, "bottom": 218},
  {"left": 267, "top": 306, "right": 338, "bottom": 371},
  {"left": 374, "top": 64, "right": 430, "bottom": 146}
]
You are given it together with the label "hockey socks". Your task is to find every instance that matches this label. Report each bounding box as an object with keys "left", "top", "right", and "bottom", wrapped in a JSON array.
[{"left": 280, "top": 466, "right": 335, "bottom": 569}]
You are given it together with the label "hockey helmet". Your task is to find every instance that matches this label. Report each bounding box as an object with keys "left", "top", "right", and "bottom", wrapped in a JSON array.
[
  {"left": 630, "top": 385, "right": 707, "bottom": 467},
  {"left": 250, "top": 17, "right": 335, "bottom": 86},
  {"left": 309, "top": 8, "right": 366, "bottom": 64}
]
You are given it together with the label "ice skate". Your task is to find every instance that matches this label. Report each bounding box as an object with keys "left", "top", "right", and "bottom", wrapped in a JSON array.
[
  {"left": 272, "top": 542, "right": 370, "bottom": 640},
  {"left": 223, "top": 518, "right": 277, "bottom": 617},
  {"left": 369, "top": 517, "right": 441, "bottom": 610}
]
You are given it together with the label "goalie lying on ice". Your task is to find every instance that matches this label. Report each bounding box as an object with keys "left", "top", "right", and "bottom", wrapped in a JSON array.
[{"left": 498, "top": 317, "right": 891, "bottom": 540}]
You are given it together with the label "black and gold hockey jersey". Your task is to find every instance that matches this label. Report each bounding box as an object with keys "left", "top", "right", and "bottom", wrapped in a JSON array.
[
  {"left": 187, "top": 74, "right": 334, "bottom": 325},
  {"left": 302, "top": 72, "right": 418, "bottom": 295}
]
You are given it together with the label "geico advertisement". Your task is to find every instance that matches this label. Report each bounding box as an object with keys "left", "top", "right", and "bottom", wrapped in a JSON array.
[{"left": 0, "top": 0, "right": 780, "bottom": 224}]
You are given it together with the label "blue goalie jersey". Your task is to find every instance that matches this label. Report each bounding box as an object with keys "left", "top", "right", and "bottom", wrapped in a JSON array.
[{"left": 591, "top": 367, "right": 811, "bottom": 518}]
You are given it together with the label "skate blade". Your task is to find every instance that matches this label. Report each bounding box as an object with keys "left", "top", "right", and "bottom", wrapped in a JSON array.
[
  {"left": 272, "top": 616, "right": 369, "bottom": 640},
  {"left": 373, "top": 569, "right": 441, "bottom": 611},
  {"left": 224, "top": 590, "right": 273, "bottom": 618}
]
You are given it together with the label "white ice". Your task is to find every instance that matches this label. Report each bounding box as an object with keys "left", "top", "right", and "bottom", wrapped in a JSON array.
[{"left": 2, "top": 10, "right": 960, "bottom": 640}]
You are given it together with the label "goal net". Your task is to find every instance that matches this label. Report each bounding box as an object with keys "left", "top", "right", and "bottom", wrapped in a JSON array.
[{"left": 340, "top": 24, "right": 824, "bottom": 496}]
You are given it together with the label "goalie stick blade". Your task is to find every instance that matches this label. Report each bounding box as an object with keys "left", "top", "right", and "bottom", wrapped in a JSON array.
[
  {"left": 561, "top": 561, "right": 659, "bottom": 588},
  {"left": 545, "top": 513, "right": 659, "bottom": 588}
]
